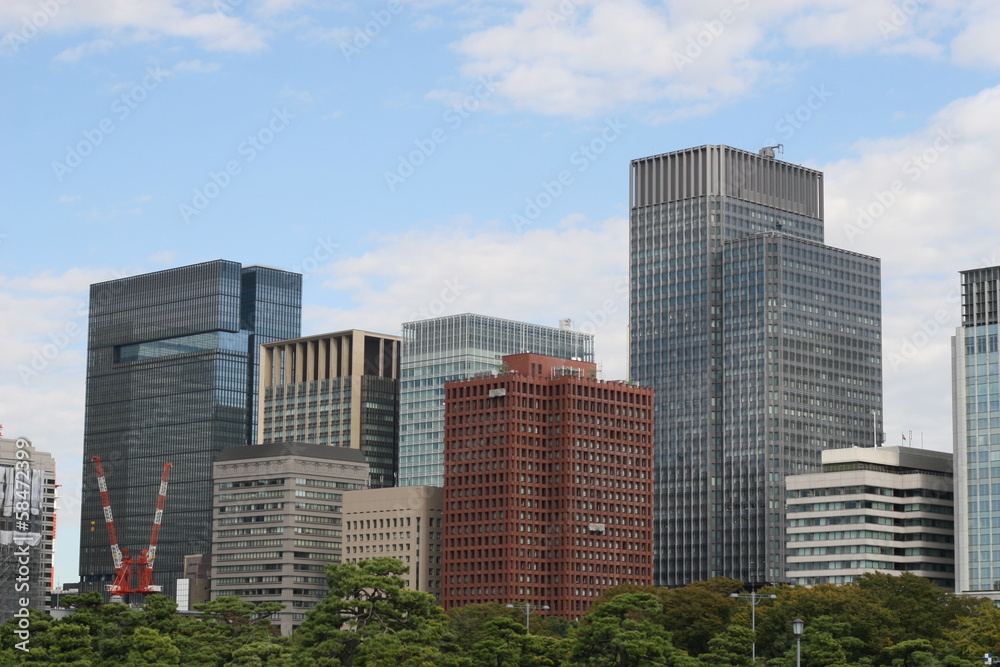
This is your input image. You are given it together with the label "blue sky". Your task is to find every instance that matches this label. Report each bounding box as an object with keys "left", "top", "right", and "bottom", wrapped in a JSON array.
[{"left": 2, "top": 0, "right": 1000, "bottom": 584}]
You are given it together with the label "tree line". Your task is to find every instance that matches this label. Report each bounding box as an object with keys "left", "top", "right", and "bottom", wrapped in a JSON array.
[{"left": 3, "top": 557, "right": 1000, "bottom": 666}]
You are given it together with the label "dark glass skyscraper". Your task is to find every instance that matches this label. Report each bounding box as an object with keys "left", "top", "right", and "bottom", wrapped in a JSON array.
[
  {"left": 629, "top": 145, "right": 882, "bottom": 586},
  {"left": 79, "top": 260, "right": 301, "bottom": 598}
]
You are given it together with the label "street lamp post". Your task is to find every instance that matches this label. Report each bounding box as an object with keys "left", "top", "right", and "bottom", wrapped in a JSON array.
[
  {"left": 729, "top": 592, "right": 777, "bottom": 663},
  {"left": 792, "top": 617, "right": 805, "bottom": 667},
  {"left": 506, "top": 602, "right": 550, "bottom": 633}
]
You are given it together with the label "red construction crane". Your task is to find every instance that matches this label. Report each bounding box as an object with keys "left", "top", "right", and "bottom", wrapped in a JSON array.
[{"left": 92, "top": 456, "right": 173, "bottom": 600}]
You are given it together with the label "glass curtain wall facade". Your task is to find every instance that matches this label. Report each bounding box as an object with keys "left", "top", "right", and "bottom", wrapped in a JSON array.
[
  {"left": 400, "top": 314, "right": 594, "bottom": 487},
  {"left": 953, "top": 266, "right": 1000, "bottom": 599},
  {"left": 79, "top": 260, "right": 302, "bottom": 599},
  {"left": 630, "top": 145, "right": 883, "bottom": 586}
]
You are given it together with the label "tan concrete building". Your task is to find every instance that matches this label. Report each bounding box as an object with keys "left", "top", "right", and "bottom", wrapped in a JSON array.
[
  {"left": 176, "top": 553, "right": 211, "bottom": 611},
  {"left": 0, "top": 435, "right": 56, "bottom": 621},
  {"left": 786, "top": 446, "right": 954, "bottom": 588},
  {"left": 211, "top": 442, "right": 368, "bottom": 636},
  {"left": 343, "top": 486, "right": 443, "bottom": 600},
  {"left": 258, "top": 330, "right": 400, "bottom": 489}
]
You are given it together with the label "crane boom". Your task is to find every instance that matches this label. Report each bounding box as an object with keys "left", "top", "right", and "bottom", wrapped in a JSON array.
[
  {"left": 145, "top": 463, "right": 172, "bottom": 567},
  {"left": 92, "top": 456, "right": 123, "bottom": 571}
]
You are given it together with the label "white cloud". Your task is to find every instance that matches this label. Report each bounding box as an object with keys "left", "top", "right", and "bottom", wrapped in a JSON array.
[
  {"left": 0, "top": 382, "right": 85, "bottom": 586},
  {"left": 412, "top": 14, "right": 443, "bottom": 31},
  {"left": 951, "top": 4, "right": 1000, "bottom": 68},
  {"left": 252, "top": 0, "right": 314, "bottom": 18},
  {"left": 0, "top": 0, "right": 267, "bottom": 53},
  {"left": 54, "top": 38, "right": 113, "bottom": 62},
  {"left": 446, "top": 0, "right": 993, "bottom": 118},
  {"left": 303, "top": 25, "right": 353, "bottom": 44},
  {"left": 148, "top": 250, "right": 176, "bottom": 265},
  {"left": 452, "top": 0, "right": 769, "bottom": 117},
  {"left": 823, "top": 84, "right": 1000, "bottom": 451},
  {"left": 0, "top": 266, "right": 135, "bottom": 584},
  {"left": 174, "top": 58, "right": 221, "bottom": 73},
  {"left": 305, "top": 215, "right": 630, "bottom": 379},
  {"left": 280, "top": 85, "right": 313, "bottom": 103}
]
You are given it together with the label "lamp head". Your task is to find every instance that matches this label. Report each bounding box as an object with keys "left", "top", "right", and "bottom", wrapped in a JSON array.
[{"left": 792, "top": 618, "right": 805, "bottom": 636}]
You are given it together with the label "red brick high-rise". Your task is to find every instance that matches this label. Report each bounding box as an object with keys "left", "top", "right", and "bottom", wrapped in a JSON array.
[{"left": 442, "top": 353, "right": 653, "bottom": 619}]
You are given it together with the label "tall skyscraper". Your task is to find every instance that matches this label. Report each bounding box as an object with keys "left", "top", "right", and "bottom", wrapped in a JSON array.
[
  {"left": 258, "top": 330, "right": 400, "bottom": 488},
  {"left": 79, "top": 260, "right": 302, "bottom": 598},
  {"left": 630, "top": 145, "right": 883, "bottom": 586},
  {"left": 441, "top": 353, "right": 653, "bottom": 620},
  {"left": 953, "top": 265, "right": 1000, "bottom": 600},
  {"left": 399, "top": 314, "right": 594, "bottom": 487}
]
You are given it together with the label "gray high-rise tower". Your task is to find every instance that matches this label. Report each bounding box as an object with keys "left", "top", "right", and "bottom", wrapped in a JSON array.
[
  {"left": 953, "top": 265, "right": 1000, "bottom": 600},
  {"left": 629, "top": 145, "right": 883, "bottom": 586},
  {"left": 79, "top": 260, "right": 302, "bottom": 598}
]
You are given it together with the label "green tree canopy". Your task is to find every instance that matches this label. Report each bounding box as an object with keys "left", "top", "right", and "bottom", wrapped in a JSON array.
[
  {"left": 568, "top": 593, "right": 697, "bottom": 667},
  {"left": 293, "top": 557, "right": 457, "bottom": 666}
]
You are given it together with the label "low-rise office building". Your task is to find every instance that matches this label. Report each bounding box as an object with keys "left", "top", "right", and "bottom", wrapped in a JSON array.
[
  {"left": 786, "top": 446, "right": 954, "bottom": 587},
  {"left": 343, "top": 486, "right": 443, "bottom": 600},
  {"left": 211, "top": 442, "right": 368, "bottom": 635}
]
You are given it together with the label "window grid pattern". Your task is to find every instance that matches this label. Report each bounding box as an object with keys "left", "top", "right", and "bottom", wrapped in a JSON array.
[
  {"left": 629, "top": 145, "right": 883, "bottom": 587},
  {"left": 399, "top": 314, "right": 594, "bottom": 487},
  {"left": 955, "top": 266, "right": 1000, "bottom": 596}
]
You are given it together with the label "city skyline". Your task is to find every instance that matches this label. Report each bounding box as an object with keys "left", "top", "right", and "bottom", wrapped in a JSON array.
[{"left": 4, "top": 1, "right": 1000, "bottom": 585}]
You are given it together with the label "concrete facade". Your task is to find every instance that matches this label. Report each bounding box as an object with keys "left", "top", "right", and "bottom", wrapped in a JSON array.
[
  {"left": 258, "top": 330, "right": 400, "bottom": 489},
  {"left": 175, "top": 553, "right": 211, "bottom": 611},
  {"left": 211, "top": 442, "right": 368, "bottom": 636},
  {"left": 786, "top": 446, "right": 954, "bottom": 587},
  {"left": 342, "top": 486, "right": 444, "bottom": 600},
  {"left": 0, "top": 435, "right": 56, "bottom": 622},
  {"left": 442, "top": 353, "right": 654, "bottom": 620}
]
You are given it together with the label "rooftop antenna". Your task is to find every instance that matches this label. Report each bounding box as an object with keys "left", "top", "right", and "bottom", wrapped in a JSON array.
[{"left": 759, "top": 144, "right": 784, "bottom": 159}]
